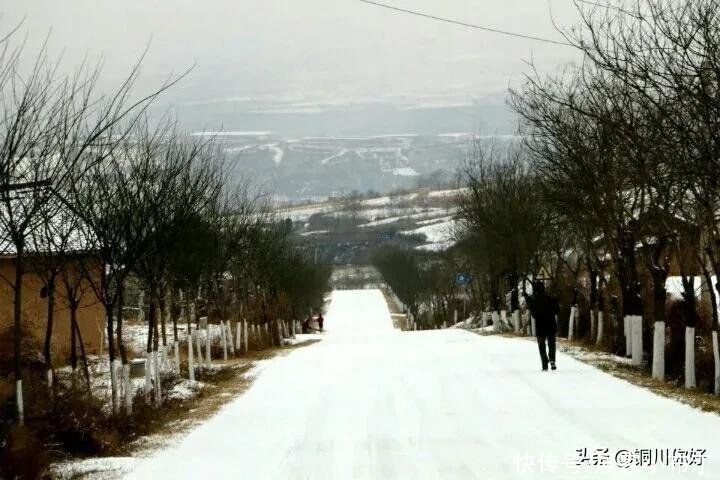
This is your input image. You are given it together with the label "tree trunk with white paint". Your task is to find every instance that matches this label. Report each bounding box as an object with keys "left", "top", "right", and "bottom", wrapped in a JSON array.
[
  {"left": 512, "top": 310, "right": 520, "bottom": 333},
  {"left": 188, "top": 332, "right": 195, "bottom": 382},
  {"left": 16, "top": 380, "right": 24, "bottom": 425},
  {"left": 123, "top": 363, "right": 132, "bottom": 414},
  {"left": 492, "top": 311, "right": 500, "bottom": 332},
  {"left": 154, "top": 351, "right": 162, "bottom": 406},
  {"left": 243, "top": 320, "right": 249, "bottom": 352},
  {"left": 205, "top": 326, "right": 212, "bottom": 366},
  {"left": 235, "top": 321, "right": 242, "bottom": 352},
  {"left": 113, "top": 359, "right": 122, "bottom": 410},
  {"left": 144, "top": 354, "right": 152, "bottom": 402},
  {"left": 685, "top": 326, "right": 696, "bottom": 389},
  {"left": 46, "top": 369, "right": 53, "bottom": 392},
  {"left": 596, "top": 312, "right": 604, "bottom": 345},
  {"left": 568, "top": 306, "right": 577, "bottom": 341},
  {"left": 174, "top": 341, "right": 180, "bottom": 372},
  {"left": 291, "top": 318, "right": 296, "bottom": 339},
  {"left": 652, "top": 321, "right": 665, "bottom": 380},
  {"left": 713, "top": 331, "right": 720, "bottom": 395},
  {"left": 227, "top": 322, "right": 235, "bottom": 356},
  {"left": 631, "top": 315, "right": 643, "bottom": 366},
  {"left": 500, "top": 310, "right": 508, "bottom": 331},
  {"left": 624, "top": 316, "right": 633, "bottom": 358},
  {"left": 195, "top": 333, "right": 203, "bottom": 372},
  {"left": 453, "top": 309, "right": 458, "bottom": 325},
  {"left": 221, "top": 321, "right": 228, "bottom": 361},
  {"left": 590, "top": 310, "right": 597, "bottom": 343}
]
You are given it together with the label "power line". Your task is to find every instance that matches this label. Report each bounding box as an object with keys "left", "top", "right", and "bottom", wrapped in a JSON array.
[
  {"left": 357, "top": 0, "right": 573, "bottom": 47},
  {"left": 574, "top": 0, "right": 636, "bottom": 15}
]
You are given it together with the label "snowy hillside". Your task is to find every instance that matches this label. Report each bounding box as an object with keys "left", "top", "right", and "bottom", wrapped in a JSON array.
[
  {"left": 279, "top": 187, "right": 461, "bottom": 261},
  {"left": 202, "top": 132, "right": 515, "bottom": 201}
]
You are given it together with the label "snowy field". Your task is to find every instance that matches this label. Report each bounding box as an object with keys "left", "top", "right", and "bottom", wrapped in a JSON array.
[{"left": 121, "top": 290, "right": 720, "bottom": 479}]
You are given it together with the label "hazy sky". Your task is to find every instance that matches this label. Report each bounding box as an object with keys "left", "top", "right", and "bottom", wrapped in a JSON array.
[{"left": 0, "top": 1, "right": 584, "bottom": 133}]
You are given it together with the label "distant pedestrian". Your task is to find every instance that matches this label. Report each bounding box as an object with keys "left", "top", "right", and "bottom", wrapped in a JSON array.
[
  {"left": 524, "top": 281, "right": 559, "bottom": 371},
  {"left": 302, "top": 316, "right": 311, "bottom": 334},
  {"left": 318, "top": 313, "right": 324, "bottom": 331}
]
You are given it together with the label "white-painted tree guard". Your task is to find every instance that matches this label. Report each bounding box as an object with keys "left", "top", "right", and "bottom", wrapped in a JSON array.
[
  {"left": 113, "top": 359, "right": 122, "bottom": 412},
  {"left": 492, "top": 311, "right": 500, "bottom": 332},
  {"left": 512, "top": 310, "right": 520, "bottom": 333},
  {"left": 713, "top": 331, "right": 720, "bottom": 396},
  {"left": 596, "top": 312, "right": 604, "bottom": 345},
  {"left": 227, "top": 322, "right": 235, "bottom": 356},
  {"left": 652, "top": 321, "right": 665, "bottom": 380},
  {"left": 631, "top": 315, "right": 643, "bottom": 366},
  {"left": 174, "top": 341, "right": 180, "bottom": 372},
  {"left": 16, "top": 379, "right": 23, "bottom": 425},
  {"left": 221, "top": 321, "right": 228, "bottom": 361},
  {"left": 154, "top": 351, "right": 162, "bottom": 406},
  {"left": 205, "top": 327, "right": 212, "bottom": 366},
  {"left": 235, "top": 321, "right": 241, "bottom": 352},
  {"left": 685, "top": 326, "right": 696, "bottom": 389},
  {"left": 568, "top": 306, "right": 577, "bottom": 341},
  {"left": 144, "top": 355, "right": 152, "bottom": 401},
  {"left": 188, "top": 332, "right": 195, "bottom": 382},
  {"left": 624, "top": 316, "right": 633, "bottom": 357},
  {"left": 195, "top": 333, "right": 203, "bottom": 371},
  {"left": 123, "top": 363, "right": 132, "bottom": 414},
  {"left": 243, "top": 320, "right": 249, "bottom": 352}
]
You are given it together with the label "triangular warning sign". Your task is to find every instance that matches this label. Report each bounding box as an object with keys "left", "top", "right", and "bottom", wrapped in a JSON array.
[{"left": 536, "top": 266, "right": 551, "bottom": 281}]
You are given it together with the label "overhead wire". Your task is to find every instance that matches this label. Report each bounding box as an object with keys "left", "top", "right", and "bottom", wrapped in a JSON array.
[{"left": 357, "top": 0, "right": 573, "bottom": 47}]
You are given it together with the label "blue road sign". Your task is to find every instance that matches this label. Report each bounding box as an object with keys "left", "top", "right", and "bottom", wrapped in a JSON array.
[{"left": 378, "top": 232, "right": 394, "bottom": 241}]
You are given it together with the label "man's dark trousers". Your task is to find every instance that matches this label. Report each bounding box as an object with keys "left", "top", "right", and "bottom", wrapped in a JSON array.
[{"left": 537, "top": 334, "right": 556, "bottom": 370}]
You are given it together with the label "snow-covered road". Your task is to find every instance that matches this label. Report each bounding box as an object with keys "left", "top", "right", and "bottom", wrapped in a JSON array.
[{"left": 127, "top": 290, "right": 720, "bottom": 479}]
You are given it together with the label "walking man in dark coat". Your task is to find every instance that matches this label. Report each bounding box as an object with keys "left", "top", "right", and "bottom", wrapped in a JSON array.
[{"left": 524, "top": 281, "right": 560, "bottom": 371}]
